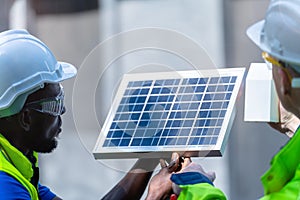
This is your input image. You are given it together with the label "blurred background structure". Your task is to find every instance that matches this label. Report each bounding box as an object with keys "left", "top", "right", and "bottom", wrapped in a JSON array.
[{"left": 1, "top": 0, "right": 289, "bottom": 199}]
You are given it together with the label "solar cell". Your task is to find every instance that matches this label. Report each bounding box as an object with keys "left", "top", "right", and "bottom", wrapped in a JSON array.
[{"left": 93, "top": 68, "right": 245, "bottom": 159}]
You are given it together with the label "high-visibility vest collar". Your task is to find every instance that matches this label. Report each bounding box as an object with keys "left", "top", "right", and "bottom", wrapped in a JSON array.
[{"left": 0, "top": 133, "right": 39, "bottom": 199}]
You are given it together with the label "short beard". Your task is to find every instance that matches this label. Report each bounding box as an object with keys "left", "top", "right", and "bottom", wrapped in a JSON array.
[
  {"left": 26, "top": 137, "right": 58, "bottom": 153},
  {"left": 36, "top": 139, "right": 58, "bottom": 153}
]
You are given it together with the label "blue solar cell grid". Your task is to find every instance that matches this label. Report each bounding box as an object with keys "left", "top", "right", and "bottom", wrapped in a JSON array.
[{"left": 103, "top": 76, "right": 237, "bottom": 148}]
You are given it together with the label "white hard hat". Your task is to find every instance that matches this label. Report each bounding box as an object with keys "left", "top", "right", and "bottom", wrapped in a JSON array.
[
  {"left": 0, "top": 29, "right": 77, "bottom": 117},
  {"left": 247, "top": 0, "right": 300, "bottom": 67}
]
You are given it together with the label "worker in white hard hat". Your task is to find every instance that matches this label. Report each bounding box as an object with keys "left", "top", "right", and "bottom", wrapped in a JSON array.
[
  {"left": 247, "top": 0, "right": 300, "bottom": 199},
  {"left": 145, "top": 0, "right": 300, "bottom": 199},
  {"left": 0, "top": 29, "right": 78, "bottom": 200},
  {"left": 0, "top": 29, "right": 183, "bottom": 200}
]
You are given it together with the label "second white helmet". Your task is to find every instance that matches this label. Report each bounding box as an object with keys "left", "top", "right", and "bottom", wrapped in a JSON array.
[{"left": 247, "top": 0, "right": 300, "bottom": 68}]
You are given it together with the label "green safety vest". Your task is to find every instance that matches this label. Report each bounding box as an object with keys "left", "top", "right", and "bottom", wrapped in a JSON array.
[
  {"left": 177, "top": 128, "right": 300, "bottom": 200},
  {"left": 0, "top": 134, "right": 39, "bottom": 200},
  {"left": 260, "top": 127, "right": 300, "bottom": 199}
]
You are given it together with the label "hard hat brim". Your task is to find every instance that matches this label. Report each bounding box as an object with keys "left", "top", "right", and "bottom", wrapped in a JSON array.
[
  {"left": 58, "top": 61, "right": 77, "bottom": 81},
  {"left": 247, "top": 20, "right": 265, "bottom": 51},
  {"left": 247, "top": 20, "right": 300, "bottom": 65}
]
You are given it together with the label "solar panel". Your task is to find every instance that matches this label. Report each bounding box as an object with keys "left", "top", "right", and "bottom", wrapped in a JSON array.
[{"left": 93, "top": 68, "right": 245, "bottom": 159}]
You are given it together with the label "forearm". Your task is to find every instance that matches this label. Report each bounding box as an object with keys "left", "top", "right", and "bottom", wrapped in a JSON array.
[{"left": 102, "top": 158, "right": 158, "bottom": 200}]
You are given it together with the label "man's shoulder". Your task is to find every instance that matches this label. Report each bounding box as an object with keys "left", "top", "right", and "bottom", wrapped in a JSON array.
[
  {"left": 0, "top": 171, "right": 57, "bottom": 200},
  {"left": 0, "top": 171, "right": 31, "bottom": 199}
]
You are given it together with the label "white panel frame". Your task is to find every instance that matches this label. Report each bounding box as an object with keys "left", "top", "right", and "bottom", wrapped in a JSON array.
[{"left": 93, "top": 68, "right": 245, "bottom": 159}]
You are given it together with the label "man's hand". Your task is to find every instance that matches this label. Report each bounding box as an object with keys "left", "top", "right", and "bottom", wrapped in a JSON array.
[
  {"left": 172, "top": 158, "right": 216, "bottom": 196},
  {"left": 268, "top": 102, "right": 300, "bottom": 137},
  {"left": 145, "top": 153, "right": 182, "bottom": 200}
]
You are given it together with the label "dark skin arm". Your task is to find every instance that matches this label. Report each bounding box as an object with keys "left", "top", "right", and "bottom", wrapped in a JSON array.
[
  {"left": 101, "top": 158, "right": 159, "bottom": 200},
  {"left": 102, "top": 153, "right": 181, "bottom": 200},
  {"left": 52, "top": 155, "right": 180, "bottom": 200},
  {"left": 51, "top": 166, "right": 154, "bottom": 200}
]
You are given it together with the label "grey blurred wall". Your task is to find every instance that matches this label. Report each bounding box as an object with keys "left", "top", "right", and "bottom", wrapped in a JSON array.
[
  {"left": 0, "top": 0, "right": 15, "bottom": 31},
  {"left": 1, "top": 0, "right": 292, "bottom": 199}
]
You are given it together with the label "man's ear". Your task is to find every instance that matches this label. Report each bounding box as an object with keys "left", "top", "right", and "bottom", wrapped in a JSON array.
[{"left": 18, "top": 109, "right": 31, "bottom": 132}]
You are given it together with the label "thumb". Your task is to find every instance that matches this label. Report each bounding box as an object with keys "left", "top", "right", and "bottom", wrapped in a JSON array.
[{"left": 205, "top": 171, "right": 216, "bottom": 182}]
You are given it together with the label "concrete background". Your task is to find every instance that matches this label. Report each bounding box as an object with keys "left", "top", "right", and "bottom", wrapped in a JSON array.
[{"left": 1, "top": 0, "right": 289, "bottom": 199}]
